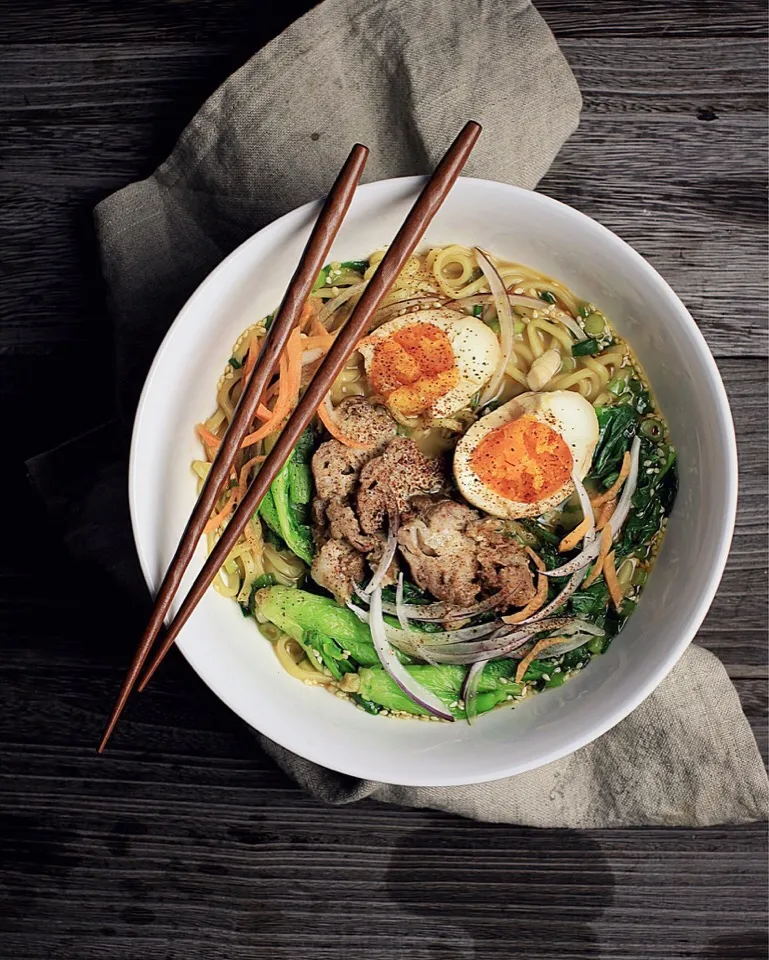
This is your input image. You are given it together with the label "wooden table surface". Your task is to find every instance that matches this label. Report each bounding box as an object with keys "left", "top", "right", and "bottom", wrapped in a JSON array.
[{"left": 1, "top": 2, "right": 766, "bottom": 958}]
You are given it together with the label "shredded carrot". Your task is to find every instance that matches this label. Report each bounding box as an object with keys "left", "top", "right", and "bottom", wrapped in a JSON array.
[
  {"left": 264, "top": 379, "right": 280, "bottom": 401},
  {"left": 202, "top": 454, "right": 266, "bottom": 536},
  {"left": 301, "top": 333, "right": 335, "bottom": 352},
  {"left": 310, "top": 315, "right": 328, "bottom": 337},
  {"left": 591, "top": 451, "right": 631, "bottom": 507},
  {"left": 282, "top": 325, "right": 302, "bottom": 403},
  {"left": 596, "top": 500, "right": 616, "bottom": 532},
  {"left": 317, "top": 396, "right": 373, "bottom": 450},
  {"left": 300, "top": 299, "right": 318, "bottom": 331},
  {"left": 237, "top": 455, "right": 266, "bottom": 502},
  {"left": 243, "top": 333, "right": 259, "bottom": 383},
  {"left": 197, "top": 424, "right": 222, "bottom": 451},
  {"left": 558, "top": 515, "right": 592, "bottom": 553},
  {"left": 203, "top": 488, "right": 236, "bottom": 534},
  {"left": 236, "top": 334, "right": 273, "bottom": 422},
  {"left": 583, "top": 525, "right": 613, "bottom": 589},
  {"left": 240, "top": 328, "right": 302, "bottom": 448},
  {"left": 603, "top": 550, "right": 624, "bottom": 610},
  {"left": 503, "top": 547, "right": 548, "bottom": 624},
  {"left": 515, "top": 636, "right": 570, "bottom": 684}
]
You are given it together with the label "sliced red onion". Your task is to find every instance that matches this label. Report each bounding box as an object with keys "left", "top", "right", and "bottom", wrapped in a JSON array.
[
  {"left": 553, "top": 310, "right": 588, "bottom": 342},
  {"left": 531, "top": 623, "right": 604, "bottom": 659},
  {"left": 368, "top": 587, "right": 454, "bottom": 722},
  {"left": 423, "top": 618, "right": 602, "bottom": 666},
  {"left": 347, "top": 601, "right": 438, "bottom": 664},
  {"left": 446, "top": 293, "right": 545, "bottom": 312},
  {"left": 361, "top": 509, "right": 399, "bottom": 596},
  {"left": 475, "top": 249, "right": 515, "bottom": 407},
  {"left": 318, "top": 281, "right": 366, "bottom": 327},
  {"left": 526, "top": 474, "right": 599, "bottom": 621},
  {"left": 415, "top": 620, "right": 501, "bottom": 644},
  {"left": 417, "top": 631, "right": 533, "bottom": 665},
  {"left": 346, "top": 602, "right": 500, "bottom": 647},
  {"left": 390, "top": 576, "right": 444, "bottom": 664},
  {"left": 353, "top": 585, "right": 503, "bottom": 623},
  {"left": 395, "top": 573, "right": 410, "bottom": 632},
  {"left": 462, "top": 660, "right": 488, "bottom": 725},
  {"left": 572, "top": 468, "right": 596, "bottom": 545},
  {"left": 419, "top": 616, "right": 582, "bottom": 664},
  {"left": 606, "top": 433, "right": 642, "bottom": 532},
  {"left": 373, "top": 296, "right": 447, "bottom": 326},
  {"left": 507, "top": 635, "right": 592, "bottom": 665},
  {"left": 525, "top": 567, "right": 586, "bottom": 623},
  {"left": 543, "top": 436, "right": 641, "bottom": 579},
  {"left": 384, "top": 289, "right": 444, "bottom": 307},
  {"left": 554, "top": 619, "right": 604, "bottom": 638},
  {"left": 448, "top": 292, "right": 586, "bottom": 343}
]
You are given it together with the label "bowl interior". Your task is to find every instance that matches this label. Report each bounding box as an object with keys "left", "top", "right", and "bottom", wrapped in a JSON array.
[{"left": 130, "top": 177, "right": 736, "bottom": 785}]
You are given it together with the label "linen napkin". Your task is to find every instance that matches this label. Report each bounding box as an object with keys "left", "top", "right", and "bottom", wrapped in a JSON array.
[{"left": 28, "top": 0, "right": 768, "bottom": 826}]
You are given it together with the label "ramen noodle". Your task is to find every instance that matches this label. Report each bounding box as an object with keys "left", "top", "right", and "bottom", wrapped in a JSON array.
[{"left": 192, "top": 246, "right": 677, "bottom": 722}]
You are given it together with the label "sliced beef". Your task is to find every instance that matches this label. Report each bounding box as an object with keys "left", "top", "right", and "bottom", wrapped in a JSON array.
[
  {"left": 397, "top": 499, "right": 481, "bottom": 607},
  {"left": 333, "top": 396, "right": 397, "bottom": 448},
  {"left": 357, "top": 438, "right": 445, "bottom": 535},
  {"left": 309, "top": 400, "right": 397, "bottom": 601},
  {"left": 310, "top": 400, "right": 396, "bottom": 530},
  {"left": 469, "top": 518, "right": 536, "bottom": 607},
  {"left": 310, "top": 539, "right": 365, "bottom": 603},
  {"left": 325, "top": 500, "right": 378, "bottom": 553},
  {"left": 397, "top": 501, "right": 537, "bottom": 609},
  {"left": 312, "top": 439, "right": 371, "bottom": 502}
]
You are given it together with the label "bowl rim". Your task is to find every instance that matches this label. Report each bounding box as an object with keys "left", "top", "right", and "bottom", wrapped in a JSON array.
[{"left": 129, "top": 175, "right": 738, "bottom": 785}]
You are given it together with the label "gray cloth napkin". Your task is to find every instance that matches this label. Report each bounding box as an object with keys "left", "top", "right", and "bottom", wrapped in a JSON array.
[{"left": 33, "top": 0, "right": 768, "bottom": 826}]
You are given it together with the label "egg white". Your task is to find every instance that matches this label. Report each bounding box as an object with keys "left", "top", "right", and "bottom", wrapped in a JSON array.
[
  {"left": 453, "top": 390, "right": 600, "bottom": 519},
  {"left": 358, "top": 308, "right": 501, "bottom": 420}
]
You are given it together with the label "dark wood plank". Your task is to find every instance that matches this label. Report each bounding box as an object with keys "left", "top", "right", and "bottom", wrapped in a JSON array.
[
  {"left": 2, "top": 37, "right": 766, "bottom": 120},
  {"left": 2, "top": 0, "right": 766, "bottom": 43},
  {"left": 0, "top": 0, "right": 319, "bottom": 45},
  {"left": 0, "top": 737, "right": 766, "bottom": 960}
]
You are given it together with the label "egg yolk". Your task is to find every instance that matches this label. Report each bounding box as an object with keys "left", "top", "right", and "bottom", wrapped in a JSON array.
[
  {"left": 369, "top": 322, "right": 459, "bottom": 417},
  {"left": 470, "top": 414, "right": 572, "bottom": 504}
]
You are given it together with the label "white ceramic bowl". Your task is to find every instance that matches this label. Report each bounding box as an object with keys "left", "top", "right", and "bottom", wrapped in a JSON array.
[{"left": 130, "top": 177, "right": 737, "bottom": 786}]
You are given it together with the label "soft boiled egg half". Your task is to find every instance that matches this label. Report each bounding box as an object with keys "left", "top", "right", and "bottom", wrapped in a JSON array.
[
  {"left": 454, "top": 391, "right": 600, "bottom": 519},
  {"left": 357, "top": 308, "right": 500, "bottom": 421}
]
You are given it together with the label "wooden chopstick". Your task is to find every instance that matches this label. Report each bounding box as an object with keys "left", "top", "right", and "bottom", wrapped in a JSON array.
[
  {"left": 134, "top": 120, "right": 481, "bottom": 695},
  {"left": 97, "top": 143, "right": 370, "bottom": 752}
]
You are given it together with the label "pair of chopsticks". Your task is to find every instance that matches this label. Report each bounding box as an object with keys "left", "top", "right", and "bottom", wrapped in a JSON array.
[{"left": 99, "top": 120, "right": 482, "bottom": 752}]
